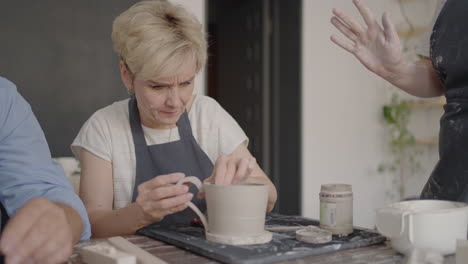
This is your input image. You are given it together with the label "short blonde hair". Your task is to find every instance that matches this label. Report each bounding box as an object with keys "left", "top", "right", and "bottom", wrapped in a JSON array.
[{"left": 112, "top": 0, "right": 207, "bottom": 80}]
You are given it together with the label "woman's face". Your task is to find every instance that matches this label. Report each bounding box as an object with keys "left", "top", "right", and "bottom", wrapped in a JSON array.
[{"left": 121, "top": 61, "right": 196, "bottom": 129}]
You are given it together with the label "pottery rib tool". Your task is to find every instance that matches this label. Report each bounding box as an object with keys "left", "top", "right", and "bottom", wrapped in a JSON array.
[
  {"left": 295, "top": 226, "right": 332, "bottom": 244},
  {"left": 265, "top": 225, "right": 305, "bottom": 231},
  {"left": 81, "top": 242, "right": 136, "bottom": 264},
  {"left": 107, "top": 236, "right": 167, "bottom": 264}
]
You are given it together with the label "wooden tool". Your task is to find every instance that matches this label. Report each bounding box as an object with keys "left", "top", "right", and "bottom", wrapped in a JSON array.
[
  {"left": 81, "top": 242, "right": 136, "bottom": 264},
  {"left": 265, "top": 225, "right": 305, "bottom": 231},
  {"left": 107, "top": 236, "right": 167, "bottom": 264}
]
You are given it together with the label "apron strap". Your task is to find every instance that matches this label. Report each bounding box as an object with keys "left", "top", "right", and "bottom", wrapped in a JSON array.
[
  {"left": 176, "top": 111, "right": 194, "bottom": 139},
  {"left": 129, "top": 96, "right": 158, "bottom": 201},
  {"left": 129, "top": 95, "right": 150, "bottom": 150}
]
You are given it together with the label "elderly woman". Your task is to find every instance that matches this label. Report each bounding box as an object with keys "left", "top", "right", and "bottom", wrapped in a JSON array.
[{"left": 72, "top": 0, "right": 277, "bottom": 238}]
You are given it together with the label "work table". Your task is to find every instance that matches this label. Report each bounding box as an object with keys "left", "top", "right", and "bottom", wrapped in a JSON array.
[{"left": 69, "top": 235, "right": 456, "bottom": 264}]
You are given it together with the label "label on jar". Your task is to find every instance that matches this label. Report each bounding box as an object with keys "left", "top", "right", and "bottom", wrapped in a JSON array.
[{"left": 320, "top": 202, "right": 336, "bottom": 227}]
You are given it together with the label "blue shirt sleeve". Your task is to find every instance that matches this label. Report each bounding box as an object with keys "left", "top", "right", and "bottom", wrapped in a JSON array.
[{"left": 0, "top": 77, "right": 91, "bottom": 240}]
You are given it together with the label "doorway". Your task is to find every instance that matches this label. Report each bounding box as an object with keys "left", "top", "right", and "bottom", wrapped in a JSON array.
[{"left": 207, "top": 0, "right": 302, "bottom": 215}]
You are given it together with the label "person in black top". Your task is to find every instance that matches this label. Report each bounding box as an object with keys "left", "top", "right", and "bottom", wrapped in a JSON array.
[{"left": 330, "top": 0, "right": 468, "bottom": 202}]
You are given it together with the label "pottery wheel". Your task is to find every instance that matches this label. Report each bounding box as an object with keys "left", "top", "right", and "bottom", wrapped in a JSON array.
[
  {"left": 295, "top": 226, "right": 332, "bottom": 244},
  {"left": 206, "top": 230, "right": 272, "bottom": 245}
]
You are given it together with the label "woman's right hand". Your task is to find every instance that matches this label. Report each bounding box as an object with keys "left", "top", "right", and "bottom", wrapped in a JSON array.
[
  {"left": 135, "top": 172, "right": 193, "bottom": 225},
  {"left": 330, "top": 0, "right": 404, "bottom": 81}
]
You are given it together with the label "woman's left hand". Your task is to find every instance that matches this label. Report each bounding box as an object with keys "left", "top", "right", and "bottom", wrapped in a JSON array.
[{"left": 206, "top": 155, "right": 256, "bottom": 185}]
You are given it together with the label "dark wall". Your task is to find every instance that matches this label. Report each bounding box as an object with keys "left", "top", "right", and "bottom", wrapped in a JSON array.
[
  {"left": 207, "top": 0, "right": 302, "bottom": 214},
  {"left": 0, "top": 1, "right": 137, "bottom": 156},
  {"left": 207, "top": 0, "right": 268, "bottom": 168},
  {"left": 269, "top": 0, "right": 302, "bottom": 215}
]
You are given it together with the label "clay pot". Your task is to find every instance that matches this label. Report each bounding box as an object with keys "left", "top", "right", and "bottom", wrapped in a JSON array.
[
  {"left": 176, "top": 176, "right": 272, "bottom": 245},
  {"left": 376, "top": 200, "right": 468, "bottom": 255}
]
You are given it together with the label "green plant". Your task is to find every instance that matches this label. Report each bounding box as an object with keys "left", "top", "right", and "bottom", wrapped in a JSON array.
[
  {"left": 377, "top": 0, "right": 430, "bottom": 201},
  {"left": 378, "top": 94, "right": 423, "bottom": 200}
]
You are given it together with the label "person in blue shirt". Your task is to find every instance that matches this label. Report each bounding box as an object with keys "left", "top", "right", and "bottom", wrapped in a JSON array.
[{"left": 0, "top": 77, "right": 91, "bottom": 264}]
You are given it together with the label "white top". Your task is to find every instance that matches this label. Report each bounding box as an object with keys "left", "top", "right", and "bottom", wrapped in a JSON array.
[
  {"left": 72, "top": 95, "right": 248, "bottom": 209},
  {"left": 415, "top": 0, "right": 447, "bottom": 57}
]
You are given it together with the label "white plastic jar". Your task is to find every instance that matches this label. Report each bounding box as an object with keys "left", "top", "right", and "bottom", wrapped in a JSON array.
[{"left": 319, "top": 184, "right": 353, "bottom": 235}]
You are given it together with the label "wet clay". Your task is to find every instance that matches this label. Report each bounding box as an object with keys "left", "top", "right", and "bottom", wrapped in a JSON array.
[{"left": 177, "top": 176, "right": 272, "bottom": 245}]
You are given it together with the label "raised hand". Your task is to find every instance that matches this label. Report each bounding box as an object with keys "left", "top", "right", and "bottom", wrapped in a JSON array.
[{"left": 330, "top": 0, "right": 404, "bottom": 80}]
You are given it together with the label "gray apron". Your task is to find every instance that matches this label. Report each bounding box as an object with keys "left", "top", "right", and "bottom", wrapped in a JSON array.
[{"left": 129, "top": 95, "right": 213, "bottom": 225}]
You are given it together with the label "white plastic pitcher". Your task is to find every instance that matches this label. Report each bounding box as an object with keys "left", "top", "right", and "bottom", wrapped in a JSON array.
[{"left": 375, "top": 200, "right": 468, "bottom": 255}]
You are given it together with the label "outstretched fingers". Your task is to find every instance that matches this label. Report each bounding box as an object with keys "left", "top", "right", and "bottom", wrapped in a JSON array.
[
  {"left": 382, "top": 12, "right": 398, "bottom": 42},
  {"left": 332, "top": 8, "right": 366, "bottom": 37},
  {"left": 330, "top": 34, "right": 355, "bottom": 54},
  {"left": 353, "top": 0, "right": 377, "bottom": 28},
  {"left": 331, "top": 16, "right": 358, "bottom": 43}
]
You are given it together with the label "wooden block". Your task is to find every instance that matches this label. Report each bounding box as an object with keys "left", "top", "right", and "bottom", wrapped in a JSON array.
[
  {"left": 81, "top": 242, "right": 136, "bottom": 264},
  {"left": 456, "top": 239, "right": 468, "bottom": 264},
  {"left": 108, "top": 236, "right": 167, "bottom": 264},
  {"left": 265, "top": 225, "right": 305, "bottom": 231}
]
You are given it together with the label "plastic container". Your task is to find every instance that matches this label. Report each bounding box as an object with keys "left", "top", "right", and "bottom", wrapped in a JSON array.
[{"left": 376, "top": 200, "right": 468, "bottom": 255}]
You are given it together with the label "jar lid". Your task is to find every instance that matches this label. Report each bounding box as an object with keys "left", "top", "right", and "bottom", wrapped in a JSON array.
[
  {"left": 320, "top": 184, "right": 352, "bottom": 193},
  {"left": 296, "top": 226, "right": 332, "bottom": 244}
]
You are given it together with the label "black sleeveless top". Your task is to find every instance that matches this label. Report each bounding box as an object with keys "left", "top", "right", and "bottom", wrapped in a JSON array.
[{"left": 421, "top": 0, "right": 468, "bottom": 201}]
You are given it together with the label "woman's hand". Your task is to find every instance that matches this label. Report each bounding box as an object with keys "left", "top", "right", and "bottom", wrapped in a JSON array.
[
  {"left": 206, "top": 144, "right": 277, "bottom": 212},
  {"left": 135, "top": 173, "right": 193, "bottom": 225},
  {"left": 330, "top": 0, "right": 404, "bottom": 80},
  {"left": 206, "top": 155, "right": 256, "bottom": 185}
]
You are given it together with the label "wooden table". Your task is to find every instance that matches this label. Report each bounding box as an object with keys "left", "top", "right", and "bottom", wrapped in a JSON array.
[{"left": 68, "top": 235, "right": 456, "bottom": 264}]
